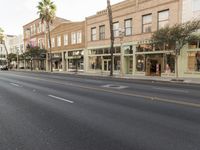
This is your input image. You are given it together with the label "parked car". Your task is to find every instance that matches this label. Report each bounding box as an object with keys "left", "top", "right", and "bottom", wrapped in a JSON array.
[{"left": 0, "top": 65, "right": 8, "bottom": 70}]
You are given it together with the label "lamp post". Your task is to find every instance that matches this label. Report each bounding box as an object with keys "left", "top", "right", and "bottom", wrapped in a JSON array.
[{"left": 119, "top": 28, "right": 125, "bottom": 77}]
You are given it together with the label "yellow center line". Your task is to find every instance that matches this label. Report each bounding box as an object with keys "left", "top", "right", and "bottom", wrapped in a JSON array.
[{"left": 7, "top": 73, "right": 200, "bottom": 109}]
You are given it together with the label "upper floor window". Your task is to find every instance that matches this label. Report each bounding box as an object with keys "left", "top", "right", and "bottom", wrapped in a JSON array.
[
  {"left": 77, "top": 31, "right": 82, "bottom": 44},
  {"left": 38, "top": 39, "right": 44, "bottom": 49},
  {"left": 64, "top": 34, "right": 68, "bottom": 46},
  {"left": 142, "top": 14, "right": 152, "bottom": 33},
  {"left": 71, "top": 31, "right": 82, "bottom": 44},
  {"left": 71, "top": 32, "right": 76, "bottom": 44},
  {"left": 51, "top": 37, "right": 55, "bottom": 48},
  {"left": 125, "top": 19, "right": 132, "bottom": 36},
  {"left": 113, "top": 22, "right": 119, "bottom": 37},
  {"left": 91, "top": 27, "right": 97, "bottom": 41},
  {"left": 99, "top": 25, "right": 105, "bottom": 40},
  {"left": 57, "top": 36, "right": 61, "bottom": 47},
  {"left": 193, "top": 0, "right": 200, "bottom": 11},
  {"left": 158, "top": 10, "right": 169, "bottom": 29}
]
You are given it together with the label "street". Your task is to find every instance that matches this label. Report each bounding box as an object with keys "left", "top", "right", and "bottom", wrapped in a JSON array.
[{"left": 0, "top": 71, "right": 200, "bottom": 150}]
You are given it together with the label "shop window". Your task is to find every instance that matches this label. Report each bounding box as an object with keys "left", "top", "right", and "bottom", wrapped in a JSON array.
[
  {"left": 136, "top": 55, "right": 145, "bottom": 71},
  {"left": 164, "top": 54, "right": 175, "bottom": 73},
  {"left": 188, "top": 41, "right": 199, "bottom": 49},
  {"left": 104, "top": 48, "right": 110, "bottom": 54},
  {"left": 188, "top": 52, "right": 200, "bottom": 72},
  {"left": 124, "top": 45, "right": 133, "bottom": 54},
  {"left": 115, "top": 47, "right": 121, "bottom": 53},
  {"left": 114, "top": 56, "right": 120, "bottom": 71},
  {"left": 89, "top": 56, "right": 102, "bottom": 70}
]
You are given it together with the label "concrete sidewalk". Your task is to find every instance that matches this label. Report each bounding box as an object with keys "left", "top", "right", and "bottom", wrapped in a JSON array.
[{"left": 11, "top": 69, "right": 200, "bottom": 85}]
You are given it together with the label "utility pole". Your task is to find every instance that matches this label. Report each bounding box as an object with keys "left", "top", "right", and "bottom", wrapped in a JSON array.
[{"left": 107, "top": 0, "right": 114, "bottom": 76}]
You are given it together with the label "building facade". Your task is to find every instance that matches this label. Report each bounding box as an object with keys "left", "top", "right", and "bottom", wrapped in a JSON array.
[
  {"left": 178, "top": 0, "right": 200, "bottom": 78},
  {"left": 86, "top": 0, "right": 180, "bottom": 77},
  {"left": 46, "top": 22, "right": 85, "bottom": 72},
  {"left": 23, "top": 17, "right": 70, "bottom": 70}
]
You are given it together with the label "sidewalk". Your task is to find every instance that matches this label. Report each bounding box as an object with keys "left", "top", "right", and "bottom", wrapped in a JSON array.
[{"left": 12, "top": 69, "right": 200, "bottom": 85}]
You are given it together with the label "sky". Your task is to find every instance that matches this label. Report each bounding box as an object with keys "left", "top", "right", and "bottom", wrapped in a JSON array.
[{"left": 0, "top": 0, "right": 124, "bottom": 35}]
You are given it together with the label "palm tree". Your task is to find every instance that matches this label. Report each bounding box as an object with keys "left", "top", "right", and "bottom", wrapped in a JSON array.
[
  {"left": 37, "top": 0, "right": 56, "bottom": 72},
  {"left": 0, "top": 27, "right": 9, "bottom": 67}
]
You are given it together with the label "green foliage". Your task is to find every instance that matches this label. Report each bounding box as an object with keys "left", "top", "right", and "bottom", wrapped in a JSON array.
[
  {"left": 152, "top": 20, "right": 200, "bottom": 53},
  {"left": 7, "top": 53, "right": 17, "bottom": 62},
  {"left": 37, "top": 0, "right": 56, "bottom": 24},
  {"left": 23, "top": 45, "right": 47, "bottom": 60}
]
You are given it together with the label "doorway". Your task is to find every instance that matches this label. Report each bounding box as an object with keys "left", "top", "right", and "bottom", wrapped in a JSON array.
[{"left": 103, "top": 59, "right": 111, "bottom": 71}]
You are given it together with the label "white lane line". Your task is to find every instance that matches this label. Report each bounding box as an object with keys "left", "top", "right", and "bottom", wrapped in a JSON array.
[
  {"left": 48, "top": 95, "right": 74, "bottom": 104},
  {"left": 153, "top": 87, "right": 189, "bottom": 93},
  {"left": 10, "top": 83, "right": 23, "bottom": 87}
]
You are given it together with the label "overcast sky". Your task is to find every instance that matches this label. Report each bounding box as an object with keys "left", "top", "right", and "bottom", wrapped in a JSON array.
[{"left": 0, "top": 0, "right": 124, "bottom": 35}]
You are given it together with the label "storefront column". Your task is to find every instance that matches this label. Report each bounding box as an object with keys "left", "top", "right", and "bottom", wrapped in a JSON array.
[
  {"left": 84, "top": 49, "right": 88, "bottom": 73},
  {"left": 120, "top": 45, "right": 125, "bottom": 77},
  {"left": 65, "top": 52, "right": 68, "bottom": 72},
  {"left": 132, "top": 45, "right": 136, "bottom": 76},
  {"left": 45, "top": 53, "right": 49, "bottom": 71},
  {"left": 62, "top": 51, "right": 66, "bottom": 71}
]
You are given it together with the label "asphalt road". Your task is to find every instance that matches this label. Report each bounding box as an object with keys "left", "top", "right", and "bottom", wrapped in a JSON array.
[{"left": 0, "top": 71, "right": 200, "bottom": 150}]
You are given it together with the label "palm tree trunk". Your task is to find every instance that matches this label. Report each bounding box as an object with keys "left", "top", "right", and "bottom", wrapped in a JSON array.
[{"left": 47, "top": 22, "right": 52, "bottom": 72}]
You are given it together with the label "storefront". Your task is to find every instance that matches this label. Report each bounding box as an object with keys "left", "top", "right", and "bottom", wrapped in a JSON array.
[
  {"left": 88, "top": 47, "right": 121, "bottom": 74},
  {"left": 52, "top": 53, "right": 62, "bottom": 71},
  {"left": 135, "top": 42, "right": 175, "bottom": 76},
  {"left": 66, "top": 50, "right": 84, "bottom": 72}
]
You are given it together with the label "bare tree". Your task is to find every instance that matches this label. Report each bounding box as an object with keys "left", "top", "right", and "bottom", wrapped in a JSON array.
[{"left": 107, "top": 0, "right": 114, "bottom": 76}]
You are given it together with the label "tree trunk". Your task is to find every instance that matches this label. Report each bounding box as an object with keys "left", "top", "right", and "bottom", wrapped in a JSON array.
[
  {"left": 47, "top": 22, "right": 52, "bottom": 72},
  {"left": 175, "top": 54, "right": 178, "bottom": 79},
  {"left": 107, "top": 0, "right": 114, "bottom": 76}
]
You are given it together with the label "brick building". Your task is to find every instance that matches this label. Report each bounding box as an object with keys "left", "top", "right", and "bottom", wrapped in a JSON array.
[
  {"left": 46, "top": 21, "right": 85, "bottom": 72},
  {"left": 23, "top": 17, "right": 70, "bottom": 70}
]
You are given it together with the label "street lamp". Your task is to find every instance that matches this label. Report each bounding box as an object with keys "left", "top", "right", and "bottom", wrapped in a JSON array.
[{"left": 119, "top": 28, "right": 125, "bottom": 77}]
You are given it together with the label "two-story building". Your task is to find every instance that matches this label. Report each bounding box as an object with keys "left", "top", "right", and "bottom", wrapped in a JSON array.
[
  {"left": 86, "top": 0, "right": 180, "bottom": 77},
  {"left": 23, "top": 17, "right": 70, "bottom": 70},
  {"left": 46, "top": 21, "right": 85, "bottom": 72}
]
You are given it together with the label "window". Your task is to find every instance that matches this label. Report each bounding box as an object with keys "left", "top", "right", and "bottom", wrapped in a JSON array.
[
  {"left": 38, "top": 39, "right": 44, "bottom": 49},
  {"left": 91, "top": 27, "right": 97, "bottom": 41},
  {"left": 188, "top": 51, "right": 200, "bottom": 72},
  {"left": 38, "top": 22, "right": 42, "bottom": 33},
  {"left": 193, "top": 0, "right": 200, "bottom": 11},
  {"left": 125, "top": 19, "right": 132, "bottom": 36},
  {"left": 71, "top": 32, "right": 76, "bottom": 44},
  {"left": 77, "top": 31, "right": 82, "bottom": 44},
  {"left": 57, "top": 36, "right": 61, "bottom": 47},
  {"left": 71, "top": 32, "right": 82, "bottom": 44},
  {"left": 158, "top": 10, "right": 169, "bottom": 29},
  {"left": 113, "top": 22, "right": 119, "bottom": 37},
  {"left": 51, "top": 38, "right": 55, "bottom": 48},
  {"left": 99, "top": 25, "right": 105, "bottom": 40},
  {"left": 142, "top": 14, "right": 152, "bottom": 33},
  {"left": 136, "top": 55, "right": 145, "bottom": 72},
  {"left": 64, "top": 34, "right": 68, "bottom": 46}
]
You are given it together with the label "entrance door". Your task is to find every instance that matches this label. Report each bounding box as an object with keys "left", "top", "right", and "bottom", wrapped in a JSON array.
[
  {"left": 146, "top": 58, "right": 161, "bottom": 76},
  {"left": 103, "top": 59, "right": 111, "bottom": 71}
]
